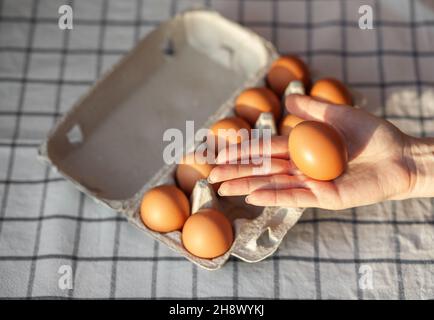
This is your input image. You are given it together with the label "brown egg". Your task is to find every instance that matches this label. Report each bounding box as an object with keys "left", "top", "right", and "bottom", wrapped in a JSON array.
[
  {"left": 182, "top": 208, "right": 233, "bottom": 259},
  {"left": 310, "top": 78, "right": 352, "bottom": 106},
  {"left": 176, "top": 152, "right": 215, "bottom": 195},
  {"left": 234, "top": 87, "right": 281, "bottom": 125},
  {"left": 279, "top": 114, "right": 305, "bottom": 136},
  {"left": 267, "top": 55, "right": 310, "bottom": 97},
  {"left": 288, "top": 121, "right": 348, "bottom": 181},
  {"left": 209, "top": 117, "right": 251, "bottom": 152},
  {"left": 140, "top": 185, "right": 190, "bottom": 233}
]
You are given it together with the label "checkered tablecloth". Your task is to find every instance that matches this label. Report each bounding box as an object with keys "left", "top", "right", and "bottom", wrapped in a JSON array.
[{"left": 0, "top": 0, "right": 433, "bottom": 299}]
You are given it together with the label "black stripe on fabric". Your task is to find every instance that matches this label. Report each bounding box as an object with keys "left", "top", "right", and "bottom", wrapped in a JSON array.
[
  {"left": 271, "top": 0, "right": 278, "bottom": 45},
  {"left": 192, "top": 265, "right": 198, "bottom": 299},
  {"left": 1, "top": 15, "right": 434, "bottom": 29},
  {"left": 0, "top": 0, "right": 39, "bottom": 248},
  {"left": 375, "top": 0, "right": 405, "bottom": 299},
  {"left": 0, "top": 214, "right": 432, "bottom": 226},
  {"left": 392, "top": 201, "right": 406, "bottom": 299},
  {"left": 150, "top": 241, "right": 159, "bottom": 298},
  {"left": 0, "top": 77, "right": 93, "bottom": 85},
  {"left": 23, "top": 3, "right": 46, "bottom": 297},
  {"left": 2, "top": 77, "right": 434, "bottom": 88},
  {"left": 0, "top": 47, "right": 128, "bottom": 55},
  {"left": 3, "top": 111, "right": 434, "bottom": 122},
  {"left": 88, "top": 0, "right": 118, "bottom": 299},
  {"left": 0, "top": 214, "right": 124, "bottom": 223},
  {"left": 1, "top": 254, "right": 433, "bottom": 265},
  {"left": 0, "top": 177, "right": 65, "bottom": 184},
  {"left": 409, "top": 0, "right": 425, "bottom": 138},
  {"left": 312, "top": 210, "right": 322, "bottom": 299},
  {"left": 340, "top": 0, "right": 362, "bottom": 300},
  {"left": 170, "top": 0, "right": 177, "bottom": 18},
  {"left": 273, "top": 248, "right": 280, "bottom": 299},
  {"left": 0, "top": 110, "right": 63, "bottom": 116},
  {"left": 68, "top": 193, "right": 85, "bottom": 299},
  {"left": 26, "top": 0, "right": 72, "bottom": 298},
  {"left": 0, "top": 16, "right": 160, "bottom": 26},
  {"left": 3, "top": 46, "right": 434, "bottom": 57},
  {"left": 352, "top": 208, "right": 363, "bottom": 299},
  {"left": 0, "top": 142, "right": 41, "bottom": 148},
  {"left": 134, "top": 0, "right": 143, "bottom": 43},
  {"left": 375, "top": 0, "right": 386, "bottom": 119}
]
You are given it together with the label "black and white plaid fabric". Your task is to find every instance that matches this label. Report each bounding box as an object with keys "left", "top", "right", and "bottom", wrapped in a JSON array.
[{"left": 0, "top": 0, "right": 433, "bottom": 299}]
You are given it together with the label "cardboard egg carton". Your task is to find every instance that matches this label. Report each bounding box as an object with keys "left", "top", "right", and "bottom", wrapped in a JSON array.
[{"left": 38, "top": 10, "right": 304, "bottom": 270}]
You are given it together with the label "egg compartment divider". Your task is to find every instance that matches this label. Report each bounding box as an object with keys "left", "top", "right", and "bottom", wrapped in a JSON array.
[{"left": 38, "top": 9, "right": 304, "bottom": 270}]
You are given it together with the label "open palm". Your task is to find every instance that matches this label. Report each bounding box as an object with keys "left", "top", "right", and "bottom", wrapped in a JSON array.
[{"left": 208, "top": 94, "right": 415, "bottom": 210}]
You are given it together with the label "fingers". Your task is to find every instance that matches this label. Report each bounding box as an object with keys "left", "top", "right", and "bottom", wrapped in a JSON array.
[
  {"left": 208, "top": 158, "right": 299, "bottom": 183},
  {"left": 216, "top": 135, "right": 289, "bottom": 164},
  {"left": 285, "top": 94, "right": 352, "bottom": 125},
  {"left": 215, "top": 170, "right": 346, "bottom": 209},
  {"left": 217, "top": 174, "right": 307, "bottom": 196},
  {"left": 246, "top": 188, "right": 320, "bottom": 208}
]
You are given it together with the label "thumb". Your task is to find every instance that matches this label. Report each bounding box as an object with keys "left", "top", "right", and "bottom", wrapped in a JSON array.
[{"left": 285, "top": 94, "right": 352, "bottom": 125}]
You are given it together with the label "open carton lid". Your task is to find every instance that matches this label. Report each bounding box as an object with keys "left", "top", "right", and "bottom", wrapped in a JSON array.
[{"left": 39, "top": 10, "right": 277, "bottom": 214}]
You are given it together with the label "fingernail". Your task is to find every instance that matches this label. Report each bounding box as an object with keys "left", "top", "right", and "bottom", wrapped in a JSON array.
[
  {"left": 208, "top": 171, "right": 217, "bottom": 183},
  {"left": 245, "top": 196, "right": 251, "bottom": 204},
  {"left": 217, "top": 185, "right": 226, "bottom": 196}
]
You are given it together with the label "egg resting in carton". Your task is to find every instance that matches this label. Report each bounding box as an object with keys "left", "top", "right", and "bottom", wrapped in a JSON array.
[
  {"left": 38, "top": 10, "right": 317, "bottom": 270},
  {"left": 130, "top": 112, "right": 303, "bottom": 270}
]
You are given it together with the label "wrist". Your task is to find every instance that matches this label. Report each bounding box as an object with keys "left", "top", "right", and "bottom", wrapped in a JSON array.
[{"left": 403, "top": 135, "right": 434, "bottom": 199}]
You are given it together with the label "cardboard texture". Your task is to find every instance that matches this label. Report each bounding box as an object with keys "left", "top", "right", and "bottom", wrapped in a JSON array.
[{"left": 39, "top": 10, "right": 304, "bottom": 270}]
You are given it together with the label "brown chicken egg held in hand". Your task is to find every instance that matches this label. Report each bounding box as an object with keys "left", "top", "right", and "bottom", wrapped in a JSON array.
[
  {"left": 266, "top": 55, "right": 310, "bottom": 97},
  {"left": 310, "top": 78, "right": 353, "bottom": 106},
  {"left": 140, "top": 185, "right": 190, "bottom": 233},
  {"left": 182, "top": 208, "right": 234, "bottom": 259},
  {"left": 288, "top": 121, "right": 348, "bottom": 181},
  {"left": 234, "top": 87, "right": 281, "bottom": 125}
]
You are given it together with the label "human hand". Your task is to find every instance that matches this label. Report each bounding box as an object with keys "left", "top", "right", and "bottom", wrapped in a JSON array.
[{"left": 208, "top": 94, "right": 434, "bottom": 210}]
